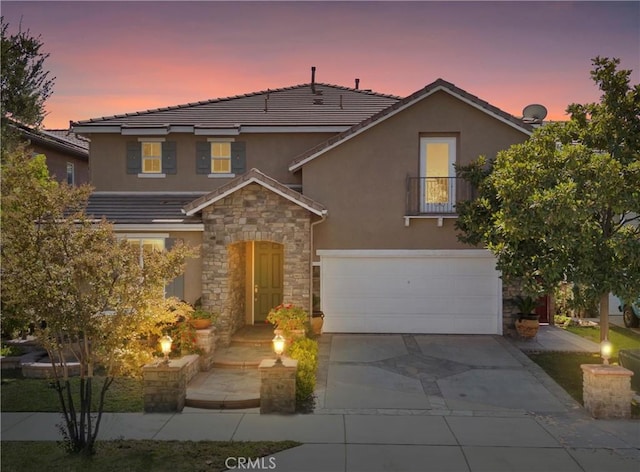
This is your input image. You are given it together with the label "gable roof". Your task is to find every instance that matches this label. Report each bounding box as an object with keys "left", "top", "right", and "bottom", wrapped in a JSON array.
[
  {"left": 183, "top": 168, "right": 327, "bottom": 217},
  {"left": 72, "top": 84, "right": 399, "bottom": 133},
  {"left": 289, "top": 79, "right": 534, "bottom": 171}
]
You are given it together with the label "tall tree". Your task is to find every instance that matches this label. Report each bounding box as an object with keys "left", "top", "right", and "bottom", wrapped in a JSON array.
[
  {"left": 1, "top": 16, "right": 55, "bottom": 149},
  {"left": 1, "top": 147, "right": 193, "bottom": 455},
  {"left": 456, "top": 57, "right": 640, "bottom": 342}
]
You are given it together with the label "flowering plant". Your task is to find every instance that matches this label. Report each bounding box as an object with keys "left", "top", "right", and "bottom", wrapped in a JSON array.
[{"left": 266, "top": 303, "right": 307, "bottom": 333}]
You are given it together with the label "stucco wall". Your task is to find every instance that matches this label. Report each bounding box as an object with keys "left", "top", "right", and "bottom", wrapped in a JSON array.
[
  {"left": 302, "top": 91, "right": 530, "bottom": 252},
  {"left": 87, "top": 132, "right": 333, "bottom": 192},
  {"left": 173, "top": 231, "right": 202, "bottom": 304},
  {"left": 33, "top": 144, "right": 89, "bottom": 185}
]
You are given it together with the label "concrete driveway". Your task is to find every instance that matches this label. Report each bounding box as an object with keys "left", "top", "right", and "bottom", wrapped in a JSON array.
[{"left": 315, "top": 334, "right": 575, "bottom": 414}]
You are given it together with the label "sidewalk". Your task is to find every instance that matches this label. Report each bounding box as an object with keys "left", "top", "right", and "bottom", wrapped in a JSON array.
[
  {"left": 2, "top": 408, "right": 639, "bottom": 471},
  {"left": 511, "top": 324, "right": 601, "bottom": 353}
]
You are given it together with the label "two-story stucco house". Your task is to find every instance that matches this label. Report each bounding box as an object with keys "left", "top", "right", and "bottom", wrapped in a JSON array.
[{"left": 72, "top": 75, "right": 533, "bottom": 345}]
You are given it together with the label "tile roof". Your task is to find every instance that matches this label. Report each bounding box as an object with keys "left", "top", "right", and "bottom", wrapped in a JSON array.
[
  {"left": 44, "top": 129, "right": 90, "bottom": 150},
  {"left": 73, "top": 84, "right": 400, "bottom": 128},
  {"left": 86, "top": 193, "right": 205, "bottom": 224},
  {"left": 289, "top": 79, "right": 535, "bottom": 171},
  {"left": 183, "top": 168, "right": 327, "bottom": 217},
  {"left": 11, "top": 122, "right": 89, "bottom": 158}
]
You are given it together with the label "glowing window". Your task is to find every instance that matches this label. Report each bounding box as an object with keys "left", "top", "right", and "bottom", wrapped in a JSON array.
[
  {"left": 211, "top": 142, "right": 231, "bottom": 173},
  {"left": 420, "top": 137, "right": 456, "bottom": 212},
  {"left": 127, "top": 238, "right": 165, "bottom": 265},
  {"left": 142, "top": 142, "right": 162, "bottom": 173}
]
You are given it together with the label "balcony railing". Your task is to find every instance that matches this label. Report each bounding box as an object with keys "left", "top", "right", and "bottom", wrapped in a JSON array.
[{"left": 405, "top": 176, "right": 475, "bottom": 215}]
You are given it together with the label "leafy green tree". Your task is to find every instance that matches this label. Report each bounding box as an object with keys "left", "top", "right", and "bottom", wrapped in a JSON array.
[
  {"left": 456, "top": 57, "right": 640, "bottom": 342},
  {"left": 1, "top": 147, "right": 193, "bottom": 455},
  {"left": 1, "top": 16, "right": 55, "bottom": 150}
]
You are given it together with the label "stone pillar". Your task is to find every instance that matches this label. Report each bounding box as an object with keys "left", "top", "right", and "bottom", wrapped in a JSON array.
[
  {"left": 195, "top": 326, "right": 217, "bottom": 371},
  {"left": 143, "top": 355, "right": 198, "bottom": 413},
  {"left": 581, "top": 364, "right": 634, "bottom": 419},
  {"left": 259, "top": 358, "right": 298, "bottom": 414}
]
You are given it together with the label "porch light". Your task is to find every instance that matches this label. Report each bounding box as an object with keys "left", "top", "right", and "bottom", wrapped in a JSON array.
[
  {"left": 160, "top": 335, "right": 173, "bottom": 364},
  {"left": 272, "top": 334, "right": 285, "bottom": 364},
  {"left": 600, "top": 339, "right": 613, "bottom": 365}
]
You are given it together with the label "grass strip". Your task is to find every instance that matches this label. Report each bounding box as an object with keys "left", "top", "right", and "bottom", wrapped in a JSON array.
[
  {"left": 1, "top": 440, "right": 300, "bottom": 472},
  {"left": 1, "top": 376, "right": 143, "bottom": 412}
]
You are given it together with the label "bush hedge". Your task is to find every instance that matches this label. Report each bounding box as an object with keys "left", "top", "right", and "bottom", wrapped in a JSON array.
[{"left": 286, "top": 337, "right": 318, "bottom": 409}]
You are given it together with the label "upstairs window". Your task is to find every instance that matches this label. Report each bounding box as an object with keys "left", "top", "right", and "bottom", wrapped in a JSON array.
[
  {"left": 142, "top": 142, "right": 162, "bottom": 174},
  {"left": 211, "top": 142, "right": 231, "bottom": 173},
  {"left": 420, "top": 137, "right": 457, "bottom": 213},
  {"left": 126, "top": 139, "right": 177, "bottom": 177},
  {"left": 66, "top": 162, "right": 75, "bottom": 185},
  {"left": 196, "top": 140, "right": 246, "bottom": 177}
]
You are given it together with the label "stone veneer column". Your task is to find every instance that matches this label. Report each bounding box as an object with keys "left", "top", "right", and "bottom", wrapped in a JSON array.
[
  {"left": 142, "top": 355, "right": 199, "bottom": 413},
  {"left": 259, "top": 358, "right": 298, "bottom": 414},
  {"left": 581, "top": 364, "right": 633, "bottom": 419},
  {"left": 195, "top": 326, "right": 217, "bottom": 371},
  {"left": 201, "top": 183, "right": 312, "bottom": 345}
]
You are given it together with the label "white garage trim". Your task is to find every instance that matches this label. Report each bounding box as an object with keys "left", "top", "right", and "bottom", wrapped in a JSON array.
[
  {"left": 317, "top": 249, "right": 496, "bottom": 258},
  {"left": 318, "top": 249, "right": 502, "bottom": 335}
]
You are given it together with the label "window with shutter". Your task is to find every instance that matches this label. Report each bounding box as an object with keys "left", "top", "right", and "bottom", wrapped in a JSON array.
[{"left": 196, "top": 140, "right": 246, "bottom": 177}]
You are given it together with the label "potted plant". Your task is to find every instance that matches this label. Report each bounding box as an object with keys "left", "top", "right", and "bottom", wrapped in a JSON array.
[
  {"left": 310, "top": 294, "right": 324, "bottom": 336},
  {"left": 513, "top": 295, "right": 540, "bottom": 339},
  {"left": 189, "top": 308, "right": 217, "bottom": 330},
  {"left": 266, "top": 303, "right": 307, "bottom": 339}
]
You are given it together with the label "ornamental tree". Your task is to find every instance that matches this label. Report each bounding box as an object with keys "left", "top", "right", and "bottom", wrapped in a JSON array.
[
  {"left": 456, "top": 57, "right": 640, "bottom": 341},
  {"left": 0, "top": 146, "right": 193, "bottom": 455}
]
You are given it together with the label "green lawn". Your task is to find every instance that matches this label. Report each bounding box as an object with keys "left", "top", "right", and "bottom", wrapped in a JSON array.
[
  {"left": 1, "top": 440, "right": 299, "bottom": 472},
  {"left": 1, "top": 375, "right": 143, "bottom": 412},
  {"left": 564, "top": 324, "right": 640, "bottom": 359}
]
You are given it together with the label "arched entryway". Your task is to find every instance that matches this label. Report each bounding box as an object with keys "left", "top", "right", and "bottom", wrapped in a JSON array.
[{"left": 196, "top": 177, "right": 325, "bottom": 345}]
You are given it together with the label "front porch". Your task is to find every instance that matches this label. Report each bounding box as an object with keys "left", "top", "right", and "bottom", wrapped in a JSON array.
[{"left": 182, "top": 169, "right": 327, "bottom": 345}]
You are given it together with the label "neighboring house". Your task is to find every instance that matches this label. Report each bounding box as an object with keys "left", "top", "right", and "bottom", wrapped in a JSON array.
[
  {"left": 72, "top": 77, "right": 533, "bottom": 345},
  {"left": 14, "top": 123, "right": 90, "bottom": 185}
]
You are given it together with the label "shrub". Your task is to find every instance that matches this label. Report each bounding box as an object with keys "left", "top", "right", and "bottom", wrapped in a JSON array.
[{"left": 287, "top": 337, "right": 318, "bottom": 409}]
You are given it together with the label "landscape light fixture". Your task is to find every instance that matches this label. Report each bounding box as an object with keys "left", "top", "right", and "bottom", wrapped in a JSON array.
[
  {"left": 160, "top": 335, "right": 173, "bottom": 364},
  {"left": 600, "top": 339, "right": 613, "bottom": 365},
  {"left": 272, "top": 334, "right": 285, "bottom": 364}
]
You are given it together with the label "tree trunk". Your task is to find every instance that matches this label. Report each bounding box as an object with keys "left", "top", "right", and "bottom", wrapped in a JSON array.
[{"left": 599, "top": 292, "right": 609, "bottom": 342}]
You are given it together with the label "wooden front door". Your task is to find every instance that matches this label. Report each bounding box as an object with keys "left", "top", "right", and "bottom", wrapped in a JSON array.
[{"left": 254, "top": 242, "right": 283, "bottom": 323}]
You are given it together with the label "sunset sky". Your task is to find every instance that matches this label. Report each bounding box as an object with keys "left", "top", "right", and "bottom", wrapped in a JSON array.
[{"left": 2, "top": 1, "right": 639, "bottom": 129}]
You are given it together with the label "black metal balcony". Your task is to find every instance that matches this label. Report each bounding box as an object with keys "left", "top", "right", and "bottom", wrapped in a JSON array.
[{"left": 405, "top": 176, "right": 475, "bottom": 216}]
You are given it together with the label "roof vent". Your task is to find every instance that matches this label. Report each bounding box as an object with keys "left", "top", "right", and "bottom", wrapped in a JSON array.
[
  {"left": 313, "top": 98, "right": 324, "bottom": 105},
  {"left": 355, "top": 78, "right": 360, "bottom": 90},
  {"left": 522, "top": 104, "right": 547, "bottom": 124},
  {"left": 311, "top": 66, "right": 316, "bottom": 94}
]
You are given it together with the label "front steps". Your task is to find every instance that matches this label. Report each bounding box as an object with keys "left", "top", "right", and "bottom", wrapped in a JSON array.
[{"left": 185, "top": 324, "right": 274, "bottom": 409}]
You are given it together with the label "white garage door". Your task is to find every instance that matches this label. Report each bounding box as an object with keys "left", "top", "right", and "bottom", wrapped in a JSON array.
[{"left": 319, "top": 250, "right": 502, "bottom": 335}]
